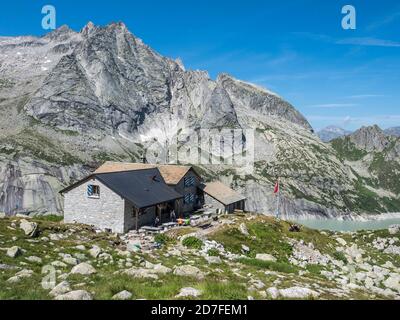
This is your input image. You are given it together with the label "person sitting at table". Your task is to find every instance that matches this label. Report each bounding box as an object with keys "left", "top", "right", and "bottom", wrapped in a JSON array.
[
  {"left": 154, "top": 216, "right": 160, "bottom": 227},
  {"left": 170, "top": 209, "right": 176, "bottom": 222}
]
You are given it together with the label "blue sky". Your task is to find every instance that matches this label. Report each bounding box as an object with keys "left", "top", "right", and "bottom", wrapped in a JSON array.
[{"left": 1, "top": 0, "right": 399, "bottom": 131}]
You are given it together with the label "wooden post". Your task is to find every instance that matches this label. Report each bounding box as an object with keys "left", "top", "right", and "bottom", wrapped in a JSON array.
[
  {"left": 157, "top": 204, "right": 162, "bottom": 223},
  {"left": 135, "top": 208, "right": 139, "bottom": 231}
]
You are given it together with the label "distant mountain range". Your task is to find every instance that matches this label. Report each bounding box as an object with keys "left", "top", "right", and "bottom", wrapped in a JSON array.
[
  {"left": 317, "top": 126, "right": 352, "bottom": 142},
  {"left": 317, "top": 126, "right": 400, "bottom": 142},
  {"left": 384, "top": 127, "right": 400, "bottom": 137}
]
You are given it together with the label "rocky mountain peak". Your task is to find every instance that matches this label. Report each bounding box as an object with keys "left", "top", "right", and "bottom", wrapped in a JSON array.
[
  {"left": 348, "top": 125, "right": 390, "bottom": 152},
  {"left": 42, "top": 25, "right": 76, "bottom": 41},
  {"left": 80, "top": 21, "right": 97, "bottom": 37},
  {"left": 217, "top": 73, "right": 312, "bottom": 131}
]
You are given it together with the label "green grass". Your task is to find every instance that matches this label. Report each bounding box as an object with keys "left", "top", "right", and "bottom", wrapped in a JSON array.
[
  {"left": 1, "top": 214, "right": 399, "bottom": 300},
  {"left": 199, "top": 281, "right": 248, "bottom": 300},
  {"left": 210, "top": 216, "right": 337, "bottom": 262},
  {"left": 238, "top": 257, "right": 297, "bottom": 274},
  {"left": 182, "top": 236, "right": 203, "bottom": 250},
  {"left": 2, "top": 129, "right": 82, "bottom": 165},
  {"left": 369, "top": 153, "right": 400, "bottom": 195},
  {"left": 332, "top": 251, "right": 347, "bottom": 263},
  {"left": 34, "top": 215, "right": 64, "bottom": 222},
  {"left": 331, "top": 137, "right": 367, "bottom": 161},
  {"left": 207, "top": 248, "right": 220, "bottom": 257},
  {"left": 154, "top": 233, "right": 174, "bottom": 245}
]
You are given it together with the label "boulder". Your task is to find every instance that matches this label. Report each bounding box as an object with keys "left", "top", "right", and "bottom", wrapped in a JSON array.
[
  {"left": 26, "top": 256, "right": 42, "bottom": 264},
  {"left": 115, "top": 249, "right": 131, "bottom": 257},
  {"left": 74, "top": 253, "right": 87, "bottom": 261},
  {"left": 173, "top": 265, "right": 205, "bottom": 280},
  {"left": 255, "top": 254, "right": 277, "bottom": 262},
  {"left": 51, "top": 261, "right": 68, "bottom": 268},
  {"left": 75, "top": 245, "right": 86, "bottom": 251},
  {"left": 124, "top": 268, "right": 159, "bottom": 279},
  {"left": 98, "top": 253, "right": 112, "bottom": 261},
  {"left": 49, "top": 233, "right": 64, "bottom": 241},
  {"left": 89, "top": 245, "right": 102, "bottom": 258},
  {"left": 383, "top": 275, "right": 400, "bottom": 292},
  {"left": 206, "top": 256, "right": 222, "bottom": 264},
  {"left": 71, "top": 263, "right": 97, "bottom": 275},
  {"left": 249, "top": 279, "right": 265, "bottom": 290},
  {"left": 382, "top": 261, "right": 395, "bottom": 270},
  {"left": 0, "top": 212, "right": 6, "bottom": 219},
  {"left": 49, "top": 281, "right": 71, "bottom": 297},
  {"left": 7, "top": 269, "right": 34, "bottom": 283},
  {"left": 16, "top": 214, "right": 31, "bottom": 219},
  {"left": 239, "top": 223, "right": 249, "bottom": 236},
  {"left": 19, "top": 219, "right": 39, "bottom": 238},
  {"left": 0, "top": 264, "right": 18, "bottom": 270},
  {"left": 126, "top": 240, "right": 141, "bottom": 252},
  {"left": 266, "top": 287, "right": 280, "bottom": 299},
  {"left": 336, "top": 237, "right": 347, "bottom": 246},
  {"left": 7, "top": 246, "right": 22, "bottom": 258},
  {"left": 344, "top": 244, "right": 364, "bottom": 263},
  {"left": 55, "top": 290, "right": 93, "bottom": 300},
  {"left": 241, "top": 245, "right": 250, "bottom": 254},
  {"left": 168, "top": 248, "right": 182, "bottom": 257},
  {"left": 153, "top": 264, "right": 172, "bottom": 275},
  {"left": 278, "top": 287, "right": 320, "bottom": 299},
  {"left": 112, "top": 290, "right": 132, "bottom": 300},
  {"left": 176, "top": 287, "right": 202, "bottom": 298},
  {"left": 388, "top": 225, "right": 400, "bottom": 235},
  {"left": 63, "top": 256, "right": 80, "bottom": 266},
  {"left": 384, "top": 245, "right": 400, "bottom": 256}
]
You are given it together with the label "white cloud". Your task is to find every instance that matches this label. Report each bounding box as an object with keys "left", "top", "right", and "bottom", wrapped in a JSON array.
[
  {"left": 306, "top": 103, "right": 359, "bottom": 109},
  {"left": 336, "top": 37, "right": 400, "bottom": 48},
  {"left": 366, "top": 11, "right": 400, "bottom": 31},
  {"left": 347, "top": 94, "right": 386, "bottom": 99},
  {"left": 293, "top": 32, "right": 400, "bottom": 48}
]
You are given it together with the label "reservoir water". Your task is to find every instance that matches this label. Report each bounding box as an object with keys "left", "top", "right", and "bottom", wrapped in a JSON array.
[{"left": 294, "top": 218, "right": 400, "bottom": 232}]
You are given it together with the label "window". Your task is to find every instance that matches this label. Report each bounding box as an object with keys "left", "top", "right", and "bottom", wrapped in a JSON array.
[
  {"left": 184, "top": 193, "right": 195, "bottom": 204},
  {"left": 87, "top": 185, "right": 100, "bottom": 198},
  {"left": 184, "top": 176, "right": 195, "bottom": 187}
]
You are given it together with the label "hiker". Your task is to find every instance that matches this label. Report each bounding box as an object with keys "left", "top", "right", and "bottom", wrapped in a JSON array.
[
  {"left": 154, "top": 216, "right": 160, "bottom": 227},
  {"left": 170, "top": 210, "right": 176, "bottom": 222}
]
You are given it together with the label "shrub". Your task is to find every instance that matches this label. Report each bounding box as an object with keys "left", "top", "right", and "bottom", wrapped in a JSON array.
[
  {"left": 154, "top": 233, "right": 170, "bottom": 245},
  {"left": 238, "top": 257, "right": 297, "bottom": 274},
  {"left": 182, "top": 236, "right": 203, "bottom": 250},
  {"left": 332, "top": 251, "right": 347, "bottom": 263},
  {"left": 207, "top": 248, "right": 220, "bottom": 257}
]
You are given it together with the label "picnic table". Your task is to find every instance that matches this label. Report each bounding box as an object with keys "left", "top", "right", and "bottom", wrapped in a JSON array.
[
  {"left": 162, "top": 222, "right": 178, "bottom": 229},
  {"left": 140, "top": 226, "right": 162, "bottom": 233}
]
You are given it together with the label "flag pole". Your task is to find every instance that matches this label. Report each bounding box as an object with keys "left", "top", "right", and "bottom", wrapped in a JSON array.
[
  {"left": 275, "top": 177, "right": 280, "bottom": 219},
  {"left": 278, "top": 178, "right": 281, "bottom": 219}
]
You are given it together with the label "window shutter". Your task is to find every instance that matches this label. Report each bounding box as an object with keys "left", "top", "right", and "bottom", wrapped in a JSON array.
[{"left": 87, "top": 185, "right": 93, "bottom": 197}]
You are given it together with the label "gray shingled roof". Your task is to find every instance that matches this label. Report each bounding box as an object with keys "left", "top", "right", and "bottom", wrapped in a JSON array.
[
  {"left": 61, "top": 168, "right": 183, "bottom": 209},
  {"left": 200, "top": 181, "right": 246, "bottom": 206}
]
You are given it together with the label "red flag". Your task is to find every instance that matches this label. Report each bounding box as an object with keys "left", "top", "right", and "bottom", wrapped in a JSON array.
[{"left": 274, "top": 180, "right": 279, "bottom": 194}]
